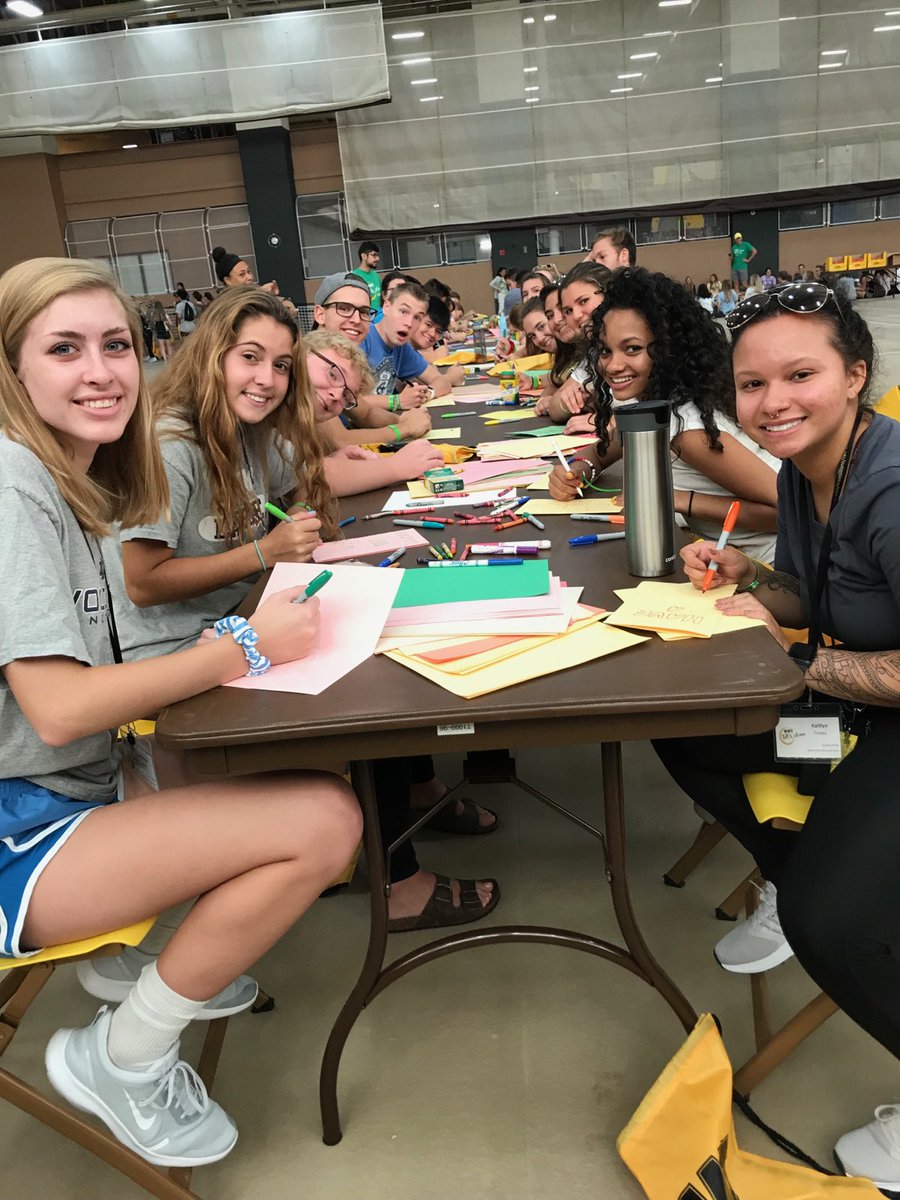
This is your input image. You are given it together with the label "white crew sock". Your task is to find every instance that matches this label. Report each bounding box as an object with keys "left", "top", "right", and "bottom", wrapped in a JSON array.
[{"left": 107, "top": 961, "right": 206, "bottom": 1070}]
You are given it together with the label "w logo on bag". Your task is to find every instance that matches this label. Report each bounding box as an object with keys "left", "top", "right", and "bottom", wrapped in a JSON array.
[{"left": 679, "top": 1140, "right": 739, "bottom": 1200}]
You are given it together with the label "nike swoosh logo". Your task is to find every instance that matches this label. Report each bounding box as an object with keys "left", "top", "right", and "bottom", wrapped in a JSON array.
[{"left": 125, "top": 1095, "right": 157, "bottom": 1132}]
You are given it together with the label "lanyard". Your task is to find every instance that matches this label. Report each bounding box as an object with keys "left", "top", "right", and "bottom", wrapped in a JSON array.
[
  {"left": 795, "top": 408, "right": 865, "bottom": 651},
  {"left": 82, "top": 532, "right": 123, "bottom": 665}
]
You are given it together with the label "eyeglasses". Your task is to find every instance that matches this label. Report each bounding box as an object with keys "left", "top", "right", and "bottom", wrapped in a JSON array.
[
  {"left": 725, "top": 282, "right": 838, "bottom": 331},
  {"left": 322, "top": 301, "right": 377, "bottom": 322},
  {"left": 311, "top": 350, "right": 358, "bottom": 410}
]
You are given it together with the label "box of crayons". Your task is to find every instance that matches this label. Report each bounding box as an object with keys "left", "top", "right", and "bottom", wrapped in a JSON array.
[{"left": 423, "top": 467, "right": 464, "bottom": 495}]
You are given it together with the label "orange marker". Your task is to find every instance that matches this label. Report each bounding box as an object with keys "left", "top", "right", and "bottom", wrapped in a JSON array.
[{"left": 701, "top": 501, "right": 741, "bottom": 592}]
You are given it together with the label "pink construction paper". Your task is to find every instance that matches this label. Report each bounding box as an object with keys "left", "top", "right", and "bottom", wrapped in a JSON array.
[
  {"left": 227, "top": 562, "right": 401, "bottom": 695},
  {"left": 459, "top": 459, "right": 550, "bottom": 484},
  {"left": 313, "top": 527, "right": 428, "bottom": 563},
  {"left": 383, "top": 576, "right": 567, "bottom": 628}
]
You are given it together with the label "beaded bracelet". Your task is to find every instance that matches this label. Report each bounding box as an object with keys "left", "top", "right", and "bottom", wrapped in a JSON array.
[
  {"left": 567, "top": 456, "right": 597, "bottom": 486},
  {"left": 253, "top": 540, "right": 266, "bottom": 571},
  {"left": 214, "top": 615, "right": 271, "bottom": 677},
  {"left": 388, "top": 424, "right": 402, "bottom": 442}
]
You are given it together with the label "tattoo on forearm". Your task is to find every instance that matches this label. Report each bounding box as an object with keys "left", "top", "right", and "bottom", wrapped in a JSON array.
[
  {"left": 760, "top": 571, "right": 801, "bottom": 597},
  {"left": 809, "top": 649, "right": 900, "bottom": 708}
]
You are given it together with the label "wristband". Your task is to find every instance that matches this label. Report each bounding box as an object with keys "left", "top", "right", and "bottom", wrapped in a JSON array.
[
  {"left": 253, "top": 540, "right": 266, "bottom": 571},
  {"left": 213, "top": 615, "right": 271, "bottom": 677},
  {"left": 738, "top": 558, "right": 762, "bottom": 593},
  {"left": 388, "top": 424, "right": 402, "bottom": 442},
  {"left": 568, "top": 456, "right": 597, "bottom": 485},
  {"left": 687, "top": 491, "right": 695, "bottom": 519},
  {"left": 388, "top": 394, "right": 400, "bottom": 412}
]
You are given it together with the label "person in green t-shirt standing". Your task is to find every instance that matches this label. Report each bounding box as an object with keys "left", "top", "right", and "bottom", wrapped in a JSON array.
[
  {"left": 352, "top": 241, "right": 383, "bottom": 311},
  {"left": 729, "top": 232, "right": 757, "bottom": 288}
]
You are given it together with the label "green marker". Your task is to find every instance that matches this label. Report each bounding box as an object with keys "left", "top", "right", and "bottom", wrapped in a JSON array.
[
  {"left": 294, "top": 569, "right": 333, "bottom": 604},
  {"left": 264, "top": 501, "right": 291, "bottom": 522}
]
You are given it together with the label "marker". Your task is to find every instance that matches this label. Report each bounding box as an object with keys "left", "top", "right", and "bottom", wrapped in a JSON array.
[
  {"left": 469, "top": 541, "right": 550, "bottom": 552},
  {"left": 378, "top": 547, "right": 406, "bottom": 567},
  {"left": 426, "top": 559, "right": 524, "bottom": 567},
  {"left": 362, "top": 512, "right": 392, "bottom": 521},
  {"left": 484, "top": 398, "right": 519, "bottom": 408},
  {"left": 416, "top": 556, "right": 431, "bottom": 564},
  {"left": 701, "top": 500, "right": 741, "bottom": 592},
  {"left": 449, "top": 410, "right": 477, "bottom": 417},
  {"left": 264, "top": 501, "right": 292, "bottom": 523},
  {"left": 468, "top": 545, "right": 538, "bottom": 556},
  {"left": 552, "top": 440, "right": 582, "bottom": 498},
  {"left": 568, "top": 532, "right": 627, "bottom": 546},
  {"left": 293, "top": 569, "right": 332, "bottom": 603},
  {"left": 521, "top": 512, "right": 546, "bottom": 530},
  {"left": 393, "top": 519, "right": 444, "bottom": 528},
  {"left": 570, "top": 514, "right": 625, "bottom": 523},
  {"left": 338, "top": 516, "right": 356, "bottom": 528}
]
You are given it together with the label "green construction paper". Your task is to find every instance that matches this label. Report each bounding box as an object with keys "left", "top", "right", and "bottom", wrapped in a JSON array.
[
  {"left": 511, "top": 424, "right": 568, "bottom": 438},
  {"left": 392, "top": 558, "right": 551, "bottom": 609}
]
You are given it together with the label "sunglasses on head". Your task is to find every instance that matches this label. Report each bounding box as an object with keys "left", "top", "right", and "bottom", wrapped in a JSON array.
[{"left": 725, "top": 282, "right": 839, "bottom": 331}]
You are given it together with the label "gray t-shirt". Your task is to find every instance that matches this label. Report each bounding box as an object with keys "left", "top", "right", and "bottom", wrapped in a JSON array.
[
  {"left": 117, "top": 423, "right": 297, "bottom": 658},
  {"left": 0, "top": 437, "right": 118, "bottom": 801},
  {"left": 775, "top": 412, "right": 900, "bottom": 651}
]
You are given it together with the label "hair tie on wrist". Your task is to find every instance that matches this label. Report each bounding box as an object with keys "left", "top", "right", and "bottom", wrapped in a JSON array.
[
  {"left": 214, "top": 615, "right": 271, "bottom": 677},
  {"left": 253, "top": 540, "right": 266, "bottom": 571},
  {"left": 687, "top": 491, "right": 695, "bottom": 518}
]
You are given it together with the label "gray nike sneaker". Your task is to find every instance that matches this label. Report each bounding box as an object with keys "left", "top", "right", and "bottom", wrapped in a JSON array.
[
  {"left": 75, "top": 947, "right": 259, "bottom": 1018},
  {"left": 45, "top": 1007, "right": 238, "bottom": 1167}
]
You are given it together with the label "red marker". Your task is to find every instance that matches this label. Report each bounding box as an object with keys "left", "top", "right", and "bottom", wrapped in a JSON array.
[{"left": 701, "top": 501, "right": 741, "bottom": 593}]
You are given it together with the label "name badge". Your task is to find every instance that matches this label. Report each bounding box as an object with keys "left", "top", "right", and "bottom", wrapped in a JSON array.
[{"left": 774, "top": 702, "right": 842, "bottom": 763}]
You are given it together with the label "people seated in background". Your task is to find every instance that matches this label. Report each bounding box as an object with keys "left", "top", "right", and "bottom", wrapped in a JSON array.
[
  {"left": 535, "top": 262, "right": 560, "bottom": 283},
  {"left": 856, "top": 272, "right": 874, "bottom": 299},
  {"left": 409, "top": 295, "right": 466, "bottom": 386},
  {"left": 696, "top": 282, "right": 715, "bottom": 314},
  {"left": 519, "top": 297, "right": 558, "bottom": 357},
  {"left": 836, "top": 273, "right": 857, "bottom": 303},
  {"left": 587, "top": 226, "right": 636, "bottom": 270},
  {"left": 502, "top": 269, "right": 523, "bottom": 316},
  {"left": 448, "top": 295, "right": 470, "bottom": 337},
  {"left": 519, "top": 271, "right": 546, "bottom": 303},
  {"left": 793, "top": 262, "right": 806, "bottom": 281},
  {"left": 743, "top": 273, "right": 764, "bottom": 298},
  {"left": 684, "top": 275, "right": 696, "bottom": 296},
  {"left": 708, "top": 272, "right": 722, "bottom": 298},
  {"left": 777, "top": 270, "right": 792, "bottom": 285},
  {"left": 715, "top": 279, "right": 739, "bottom": 317},
  {"left": 548, "top": 267, "right": 779, "bottom": 561},
  {"left": 379, "top": 269, "right": 418, "bottom": 311},
  {"left": 760, "top": 267, "right": 777, "bottom": 289}
]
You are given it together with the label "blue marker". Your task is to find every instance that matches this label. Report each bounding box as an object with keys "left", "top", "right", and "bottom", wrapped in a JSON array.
[
  {"left": 568, "top": 532, "right": 627, "bottom": 547},
  {"left": 378, "top": 547, "right": 407, "bottom": 567}
]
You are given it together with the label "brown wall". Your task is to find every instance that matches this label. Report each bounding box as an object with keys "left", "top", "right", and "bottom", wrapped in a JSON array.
[
  {"left": 778, "top": 220, "right": 900, "bottom": 274},
  {"left": 291, "top": 127, "right": 343, "bottom": 196},
  {"left": 0, "top": 153, "right": 66, "bottom": 273}
]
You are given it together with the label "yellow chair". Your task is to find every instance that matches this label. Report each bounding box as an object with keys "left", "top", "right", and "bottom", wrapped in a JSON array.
[
  {"left": 875, "top": 384, "right": 900, "bottom": 423},
  {"left": 0, "top": 919, "right": 230, "bottom": 1199},
  {"left": 732, "top": 773, "right": 839, "bottom": 1096}
]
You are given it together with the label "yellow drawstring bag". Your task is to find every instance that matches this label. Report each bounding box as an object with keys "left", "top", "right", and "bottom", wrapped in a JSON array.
[{"left": 618, "top": 1014, "right": 880, "bottom": 1198}]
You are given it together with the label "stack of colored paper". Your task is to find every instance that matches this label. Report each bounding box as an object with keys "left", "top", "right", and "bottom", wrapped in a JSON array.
[
  {"left": 313, "top": 527, "right": 427, "bottom": 564},
  {"left": 405, "top": 458, "right": 550, "bottom": 498},
  {"left": 475, "top": 433, "right": 597, "bottom": 461},
  {"left": 604, "top": 581, "right": 765, "bottom": 641}
]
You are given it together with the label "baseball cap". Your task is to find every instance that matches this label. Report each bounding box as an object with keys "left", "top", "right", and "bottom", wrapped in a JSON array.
[
  {"left": 734, "top": 232, "right": 743, "bottom": 239},
  {"left": 314, "top": 273, "right": 371, "bottom": 306}
]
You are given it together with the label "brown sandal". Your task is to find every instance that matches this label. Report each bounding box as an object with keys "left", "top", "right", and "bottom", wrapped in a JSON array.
[
  {"left": 422, "top": 794, "right": 499, "bottom": 836},
  {"left": 388, "top": 873, "right": 501, "bottom": 933}
]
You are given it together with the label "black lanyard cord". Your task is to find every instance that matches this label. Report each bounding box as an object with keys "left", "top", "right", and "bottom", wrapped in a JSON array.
[{"left": 81, "top": 532, "right": 124, "bottom": 665}]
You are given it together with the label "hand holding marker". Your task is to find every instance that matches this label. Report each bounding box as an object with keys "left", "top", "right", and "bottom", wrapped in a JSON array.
[
  {"left": 701, "top": 501, "right": 741, "bottom": 592},
  {"left": 553, "top": 440, "right": 583, "bottom": 498},
  {"left": 293, "top": 569, "right": 332, "bottom": 604}
]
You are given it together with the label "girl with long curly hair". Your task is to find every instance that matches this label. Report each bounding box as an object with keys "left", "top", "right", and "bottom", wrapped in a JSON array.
[
  {"left": 548, "top": 268, "right": 780, "bottom": 559},
  {"left": 118, "top": 286, "right": 336, "bottom": 659}
]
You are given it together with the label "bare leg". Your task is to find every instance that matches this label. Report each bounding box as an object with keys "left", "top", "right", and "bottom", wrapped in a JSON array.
[{"left": 22, "top": 771, "right": 361, "bottom": 1000}]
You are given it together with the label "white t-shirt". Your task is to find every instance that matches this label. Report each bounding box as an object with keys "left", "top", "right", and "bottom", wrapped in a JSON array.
[
  {"left": 175, "top": 300, "right": 196, "bottom": 333},
  {"left": 670, "top": 400, "right": 779, "bottom": 562},
  {"left": 697, "top": 296, "right": 714, "bottom": 314}
]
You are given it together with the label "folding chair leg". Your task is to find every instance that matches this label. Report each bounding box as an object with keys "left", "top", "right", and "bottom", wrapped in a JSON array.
[
  {"left": 716, "top": 869, "right": 760, "bottom": 921},
  {"left": 663, "top": 820, "right": 728, "bottom": 888},
  {"left": 734, "top": 992, "right": 840, "bottom": 1096}
]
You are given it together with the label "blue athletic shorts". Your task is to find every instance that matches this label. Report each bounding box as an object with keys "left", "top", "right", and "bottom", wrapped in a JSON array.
[{"left": 0, "top": 778, "right": 112, "bottom": 959}]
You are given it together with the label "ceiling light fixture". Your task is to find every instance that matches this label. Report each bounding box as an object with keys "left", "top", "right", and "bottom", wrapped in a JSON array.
[
  {"left": 7, "top": 0, "right": 42, "bottom": 15},
  {"left": 544, "top": 12, "right": 557, "bottom": 19},
  {"left": 643, "top": 30, "right": 674, "bottom": 37},
  {"left": 705, "top": 75, "right": 723, "bottom": 82},
  {"left": 391, "top": 31, "right": 425, "bottom": 40},
  {"left": 401, "top": 56, "right": 431, "bottom": 66},
  {"left": 525, "top": 97, "right": 540, "bottom": 103},
  {"left": 659, "top": 0, "right": 691, "bottom": 6},
  {"left": 818, "top": 61, "right": 842, "bottom": 68},
  {"left": 524, "top": 85, "right": 540, "bottom": 91},
  {"left": 122, "top": 143, "right": 138, "bottom": 150},
  {"left": 820, "top": 49, "right": 847, "bottom": 55},
  {"left": 874, "top": 23, "right": 900, "bottom": 30},
  {"left": 410, "top": 78, "right": 438, "bottom": 85},
  {"left": 523, "top": 16, "right": 535, "bottom": 24},
  {"left": 610, "top": 86, "right": 633, "bottom": 93},
  {"left": 524, "top": 66, "right": 539, "bottom": 72},
  {"left": 618, "top": 72, "right": 642, "bottom": 79},
  {"left": 630, "top": 52, "right": 659, "bottom": 59},
  {"left": 419, "top": 96, "right": 443, "bottom": 102}
]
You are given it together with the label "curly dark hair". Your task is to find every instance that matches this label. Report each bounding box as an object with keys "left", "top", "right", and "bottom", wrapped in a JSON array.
[
  {"left": 729, "top": 289, "right": 877, "bottom": 408},
  {"left": 584, "top": 267, "right": 735, "bottom": 458}
]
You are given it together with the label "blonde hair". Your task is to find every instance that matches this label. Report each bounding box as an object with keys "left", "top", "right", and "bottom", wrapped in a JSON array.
[
  {"left": 152, "top": 286, "right": 337, "bottom": 540},
  {"left": 302, "top": 328, "right": 374, "bottom": 395},
  {"left": 0, "top": 257, "right": 168, "bottom": 537}
]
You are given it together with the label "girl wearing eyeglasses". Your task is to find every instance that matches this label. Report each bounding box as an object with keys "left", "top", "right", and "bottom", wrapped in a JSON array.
[
  {"left": 548, "top": 268, "right": 781, "bottom": 562},
  {"left": 117, "top": 286, "right": 334, "bottom": 660},
  {"left": 655, "top": 285, "right": 900, "bottom": 1188}
]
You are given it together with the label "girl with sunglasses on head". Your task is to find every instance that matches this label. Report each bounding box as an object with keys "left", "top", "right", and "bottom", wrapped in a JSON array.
[
  {"left": 0, "top": 258, "right": 360, "bottom": 1167},
  {"left": 654, "top": 283, "right": 900, "bottom": 1190},
  {"left": 548, "top": 268, "right": 781, "bottom": 562}
]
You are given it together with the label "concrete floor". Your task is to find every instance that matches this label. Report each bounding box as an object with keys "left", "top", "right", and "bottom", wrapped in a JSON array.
[{"left": 1, "top": 298, "right": 897, "bottom": 1198}]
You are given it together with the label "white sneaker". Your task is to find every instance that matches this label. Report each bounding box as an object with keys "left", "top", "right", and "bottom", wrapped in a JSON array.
[
  {"left": 834, "top": 1105, "right": 900, "bottom": 1192},
  {"left": 46, "top": 1007, "right": 238, "bottom": 1167},
  {"left": 76, "top": 947, "right": 258, "bottom": 1018},
  {"left": 713, "top": 880, "right": 795, "bottom": 974}
]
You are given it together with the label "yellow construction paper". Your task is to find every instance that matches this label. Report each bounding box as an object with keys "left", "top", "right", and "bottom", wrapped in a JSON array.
[
  {"left": 432, "top": 350, "right": 476, "bottom": 366},
  {"left": 612, "top": 583, "right": 765, "bottom": 638},
  {"left": 526, "top": 474, "right": 552, "bottom": 491},
  {"left": 481, "top": 407, "right": 538, "bottom": 423},
  {"left": 523, "top": 498, "right": 622, "bottom": 515},
  {"left": 386, "top": 620, "right": 647, "bottom": 698},
  {"left": 476, "top": 434, "right": 597, "bottom": 461},
  {"left": 424, "top": 396, "right": 457, "bottom": 409},
  {"left": 486, "top": 353, "right": 553, "bottom": 376},
  {"left": 606, "top": 581, "right": 764, "bottom": 639},
  {"left": 427, "top": 427, "right": 461, "bottom": 440}
]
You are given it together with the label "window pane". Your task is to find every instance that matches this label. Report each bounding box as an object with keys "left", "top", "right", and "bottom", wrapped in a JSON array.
[
  {"left": 348, "top": 239, "right": 396, "bottom": 270},
  {"left": 116, "top": 253, "right": 169, "bottom": 297},
  {"left": 445, "top": 233, "right": 491, "bottom": 264},
  {"left": 207, "top": 204, "right": 257, "bottom": 286},
  {"left": 303, "top": 245, "right": 349, "bottom": 278},
  {"left": 585, "top": 218, "right": 633, "bottom": 246},
  {"left": 159, "top": 208, "right": 213, "bottom": 290},
  {"left": 778, "top": 204, "right": 824, "bottom": 230},
  {"left": 682, "top": 213, "right": 730, "bottom": 241},
  {"left": 635, "top": 215, "right": 681, "bottom": 245},
  {"left": 829, "top": 198, "right": 877, "bottom": 225},
  {"left": 536, "top": 226, "right": 583, "bottom": 255},
  {"left": 296, "top": 192, "right": 347, "bottom": 278},
  {"left": 395, "top": 235, "right": 441, "bottom": 270},
  {"left": 65, "top": 219, "right": 113, "bottom": 269},
  {"left": 880, "top": 194, "right": 900, "bottom": 220}
]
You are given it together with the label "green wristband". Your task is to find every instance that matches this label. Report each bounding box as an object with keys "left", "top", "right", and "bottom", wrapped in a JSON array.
[
  {"left": 388, "top": 394, "right": 399, "bottom": 412},
  {"left": 388, "top": 424, "right": 402, "bottom": 442},
  {"left": 253, "top": 540, "right": 266, "bottom": 571}
]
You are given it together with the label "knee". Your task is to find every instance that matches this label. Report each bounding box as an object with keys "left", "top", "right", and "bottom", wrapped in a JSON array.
[{"left": 305, "top": 772, "right": 362, "bottom": 876}]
